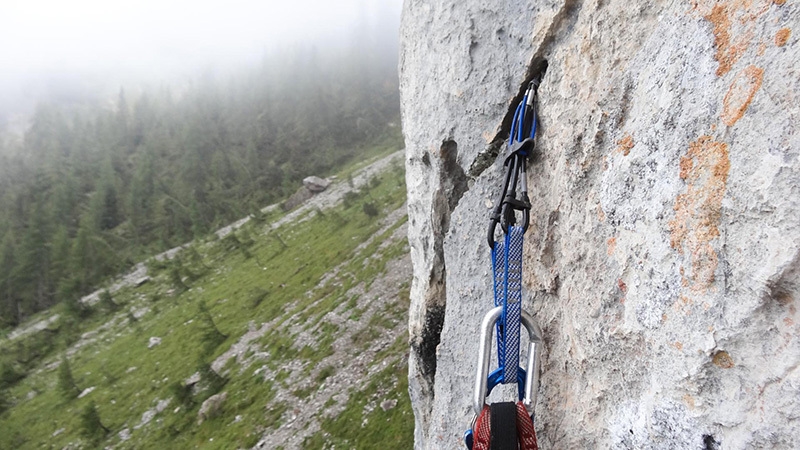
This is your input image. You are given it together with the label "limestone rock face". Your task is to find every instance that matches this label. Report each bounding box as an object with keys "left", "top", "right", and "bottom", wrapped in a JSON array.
[{"left": 400, "top": 1, "right": 800, "bottom": 449}]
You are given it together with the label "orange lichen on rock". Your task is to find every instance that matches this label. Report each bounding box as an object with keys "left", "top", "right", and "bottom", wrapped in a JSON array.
[
  {"left": 721, "top": 65, "right": 764, "bottom": 126},
  {"left": 706, "top": 3, "right": 748, "bottom": 76},
  {"left": 679, "top": 154, "right": 694, "bottom": 179},
  {"left": 668, "top": 136, "right": 730, "bottom": 291},
  {"left": 616, "top": 133, "right": 634, "bottom": 156},
  {"left": 712, "top": 350, "right": 735, "bottom": 368},
  {"left": 775, "top": 28, "right": 791, "bottom": 46},
  {"left": 607, "top": 237, "right": 617, "bottom": 256},
  {"left": 774, "top": 0, "right": 786, "bottom": 5},
  {"left": 699, "top": 0, "right": 771, "bottom": 76}
]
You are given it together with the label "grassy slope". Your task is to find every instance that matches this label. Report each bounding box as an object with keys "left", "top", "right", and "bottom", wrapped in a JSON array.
[{"left": 0, "top": 146, "right": 412, "bottom": 449}]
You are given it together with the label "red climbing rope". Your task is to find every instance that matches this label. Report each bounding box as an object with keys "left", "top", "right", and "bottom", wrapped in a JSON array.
[
  {"left": 515, "top": 402, "right": 539, "bottom": 450},
  {"left": 472, "top": 402, "right": 539, "bottom": 450}
]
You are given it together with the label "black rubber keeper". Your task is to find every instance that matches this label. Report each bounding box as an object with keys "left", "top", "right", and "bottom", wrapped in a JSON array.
[{"left": 489, "top": 402, "right": 518, "bottom": 450}]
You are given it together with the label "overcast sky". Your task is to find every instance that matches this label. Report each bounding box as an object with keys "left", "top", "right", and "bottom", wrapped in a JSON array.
[{"left": 0, "top": 0, "right": 403, "bottom": 121}]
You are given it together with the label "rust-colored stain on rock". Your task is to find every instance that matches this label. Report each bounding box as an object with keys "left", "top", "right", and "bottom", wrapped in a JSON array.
[
  {"left": 721, "top": 65, "right": 764, "bottom": 126},
  {"left": 774, "top": 0, "right": 787, "bottom": 5},
  {"left": 712, "top": 350, "right": 735, "bottom": 368},
  {"left": 706, "top": 4, "right": 742, "bottom": 76},
  {"left": 607, "top": 237, "right": 617, "bottom": 256},
  {"left": 669, "top": 136, "right": 730, "bottom": 291},
  {"left": 616, "top": 133, "right": 634, "bottom": 156},
  {"left": 700, "top": 0, "right": 771, "bottom": 76},
  {"left": 679, "top": 154, "right": 694, "bottom": 179},
  {"left": 775, "top": 27, "right": 791, "bottom": 46}
]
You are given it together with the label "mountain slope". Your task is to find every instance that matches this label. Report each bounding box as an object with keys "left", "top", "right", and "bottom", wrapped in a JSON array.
[{"left": 0, "top": 150, "right": 413, "bottom": 449}]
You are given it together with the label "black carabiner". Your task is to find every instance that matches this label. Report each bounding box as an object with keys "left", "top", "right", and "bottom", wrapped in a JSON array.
[
  {"left": 487, "top": 139, "right": 533, "bottom": 248},
  {"left": 487, "top": 61, "right": 546, "bottom": 249}
]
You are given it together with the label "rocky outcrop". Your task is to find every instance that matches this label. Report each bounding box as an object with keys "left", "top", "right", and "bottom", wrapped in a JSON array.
[
  {"left": 400, "top": 1, "right": 799, "bottom": 449},
  {"left": 282, "top": 186, "right": 315, "bottom": 211},
  {"left": 284, "top": 177, "right": 332, "bottom": 211},
  {"left": 302, "top": 176, "right": 331, "bottom": 193},
  {"left": 198, "top": 392, "right": 227, "bottom": 424}
]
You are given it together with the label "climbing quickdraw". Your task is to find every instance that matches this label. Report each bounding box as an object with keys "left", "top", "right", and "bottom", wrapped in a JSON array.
[{"left": 465, "top": 60, "right": 547, "bottom": 450}]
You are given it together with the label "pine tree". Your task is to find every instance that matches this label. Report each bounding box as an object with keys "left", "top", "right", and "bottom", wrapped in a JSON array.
[
  {"left": 58, "top": 278, "right": 87, "bottom": 319},
  {"left": 79, "top": 401, "right": 109, "bottom": 444},
  {"left": 57, "top": 355, "right": 80, "bottom": 400},
  {"left": 168, "top": 258, "right": 189, "bottom": 292},
  {"left": 168, "top": 381, "right": 195, "bottom": 408},
  {"left": 196, "top": 301, "right": 226, "bottom": 356},
  {"left": 69, "top": 216, "right": 94, "bottom": 294},
  {"left": 51, "top": 171, "right": 79, "bottom": 231},
  {"left": 0, "top": 232, "right": 20, "bottom": 327},
  {"left": 0, "top": 361, "right": 24, "bottom": 389},
  {"left": 0, "top": 388, "right": 9, "bottom": 414},
  {"left": 128, "top": 148, "right": 155, "bottom": 241},
  {"left": 363, "top": 202, "right": 379, "bottom": 218},
  {"left": 12, "top": 200, "right": 52, "bottom": 313},
  {"left": 69, "top": 212, "right": 118, "bottom": 296},
  {"left": 90, "top": 161, "right": 121, "bottom": 231},
  {"left": 49, "top": 226, "right": 71, "bottom": 291}
]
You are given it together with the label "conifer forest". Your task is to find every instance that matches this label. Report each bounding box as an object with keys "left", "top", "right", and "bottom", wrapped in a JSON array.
[{"left": 0, "top": 40, "right": 401, "bottom": 329}]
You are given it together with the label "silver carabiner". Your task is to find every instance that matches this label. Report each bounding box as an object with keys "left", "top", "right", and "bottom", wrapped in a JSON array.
[{"left": 472, "top": 306, "right": 543, "bottom": 416}]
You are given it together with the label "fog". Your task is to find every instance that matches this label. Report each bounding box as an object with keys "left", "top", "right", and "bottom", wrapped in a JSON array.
[{"left": 0, "top": 0, "right": 403, "bottom": 128}]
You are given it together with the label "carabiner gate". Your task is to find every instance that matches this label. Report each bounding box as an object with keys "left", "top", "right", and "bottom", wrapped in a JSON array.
[{"left": 472, "top": 305, "right": 543, "bottom": 417}]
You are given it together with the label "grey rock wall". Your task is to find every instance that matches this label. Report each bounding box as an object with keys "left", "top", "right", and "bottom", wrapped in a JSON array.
[{"left": 400, "top": 0, "right": 800, "bottom": 448}]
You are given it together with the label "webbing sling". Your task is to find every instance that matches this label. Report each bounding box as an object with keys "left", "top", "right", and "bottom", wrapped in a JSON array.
[{"left": 492, "top": 226, "right": 524, "bottom": 386}]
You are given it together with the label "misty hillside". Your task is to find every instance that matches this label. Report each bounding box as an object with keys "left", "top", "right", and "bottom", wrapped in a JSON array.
[
  {"left": 0, "top": 38, "right": 401, "bottom": 329},
  {"left": 0, "top": 151, "right": 412, "bottom": 449},
  {"left": 0, "top": 3, "right": 413, "bottom": 448}
]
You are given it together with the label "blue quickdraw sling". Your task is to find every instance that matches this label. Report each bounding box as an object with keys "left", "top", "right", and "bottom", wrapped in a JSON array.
[{"left": 465, "top": 60, "right": 547, "bottom": 450}]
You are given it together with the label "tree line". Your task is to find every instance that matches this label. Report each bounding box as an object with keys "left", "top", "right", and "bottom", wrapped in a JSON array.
[{"left": 0, "top": 41, "right": 401, "bottom": 328}]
